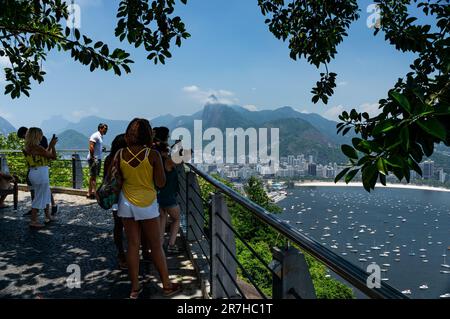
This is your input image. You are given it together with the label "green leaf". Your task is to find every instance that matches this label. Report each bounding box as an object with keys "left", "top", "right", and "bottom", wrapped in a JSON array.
[
  {"left": 372, "top": 119, "right": 397, "bottom": 136},
  {"left": 345, "top": 169, "right": 359, "bottom": 184},
  {"left": 376, "top": 158, "right": 387, "bottom": 175},
  {"left": 334, "top": 167, "right": 350, "bottom": 183},
  {"left": 389, "top": 91, "right": 411, "bottom": 114},
  {"left": 417, "top": 119, "right": 447, "bottom": 141},
  {"left": 379, "top": 173, "right": 386, "bottom": 186},
  {"left": 341, "top": 145, "right": 358, "bottom": 160}
]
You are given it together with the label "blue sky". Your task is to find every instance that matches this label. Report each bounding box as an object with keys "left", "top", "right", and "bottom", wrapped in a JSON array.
[{"left": 0, "top": 0, "right": 418, "bottom": 128}]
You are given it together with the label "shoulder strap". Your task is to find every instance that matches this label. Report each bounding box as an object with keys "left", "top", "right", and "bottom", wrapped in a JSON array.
[{"left": 125, "top": 147, "right": 147, "bottom": 164}]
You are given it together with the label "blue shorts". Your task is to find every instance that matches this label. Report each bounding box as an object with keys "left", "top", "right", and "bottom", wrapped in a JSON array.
[{"left": 157, "top": 196, "right": 178, "bottom": 209}]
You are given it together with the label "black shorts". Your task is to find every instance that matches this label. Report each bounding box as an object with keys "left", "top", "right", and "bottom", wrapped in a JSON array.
[{"left": 88, "top": 159, "right": 102, "bottom": 177}]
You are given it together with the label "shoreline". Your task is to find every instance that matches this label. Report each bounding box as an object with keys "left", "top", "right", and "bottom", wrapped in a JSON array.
[{"left": 294, "top": 181, "right": 450, "bottom": 193}]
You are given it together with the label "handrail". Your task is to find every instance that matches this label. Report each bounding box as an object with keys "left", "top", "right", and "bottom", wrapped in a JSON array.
[{"left": 186, "top": 163, "right": 408, "bottom": 299}]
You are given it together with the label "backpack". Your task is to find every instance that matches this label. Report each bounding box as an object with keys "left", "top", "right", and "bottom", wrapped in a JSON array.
[{"left": 96, "top": 149, "right": 123, "bottom": 210}]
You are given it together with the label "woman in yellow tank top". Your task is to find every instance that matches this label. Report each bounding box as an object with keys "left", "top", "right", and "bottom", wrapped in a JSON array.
[
  {"left": 23, "top": 128, "right": 58, "bottom": 229},
  {"left": 117, "top": 118, "right": 181, "bottom": 298}
]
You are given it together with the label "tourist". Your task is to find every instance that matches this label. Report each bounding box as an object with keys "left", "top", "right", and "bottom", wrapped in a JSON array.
[
  {"left": 23, "top": 128, "right": 57, "bottom": 228},
  {"left": 103, "top": 133, "right": 127, "bottom": 270},
  {"left": 118, "top": 118, "right": 181, "bottom": 299},
  {"left": 0, "top": 172, "right": 15, "bottom": 208},
  {"left": 87, "top": 123, "right": 108, "bottom": 199},
  {"left": 152, "top": 126, "right": 169, "bottom": 147},
  {"left": 17, "top": 127, "right": 58, "bottom": 216},
  {"left": 157, "top": 142, "right": 181, "bottom": 254}
]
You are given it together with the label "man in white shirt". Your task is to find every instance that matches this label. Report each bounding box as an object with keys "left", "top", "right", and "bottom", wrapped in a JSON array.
[{"left": 87, "top": 123, "right": 108, "bottom": 199}]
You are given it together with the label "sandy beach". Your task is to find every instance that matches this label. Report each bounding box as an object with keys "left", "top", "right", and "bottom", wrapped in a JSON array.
[{"left": 294, "top": 181, "right": 450, "bottom": 193}]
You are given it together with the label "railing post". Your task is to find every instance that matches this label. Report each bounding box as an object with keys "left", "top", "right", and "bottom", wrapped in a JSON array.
[
  {"left": 71, "top": 153, "right": 83, "bottom": 189},
  {"left": 211, "top": 192, "right": 238, "bottom": 298},
  {"left": 186, "top": 171, "right": 204, "bottom": 242},
  {"left": 270, "top": 246, "right": 316, "bottom": 299}
]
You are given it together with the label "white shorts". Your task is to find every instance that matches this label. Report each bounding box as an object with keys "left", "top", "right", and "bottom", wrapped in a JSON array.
[
  {"left": 118, "top": 191, "right": 159, "bottom": 221},
  {"left": 28, "top": 166, "right": 51, "bottom": 210}
]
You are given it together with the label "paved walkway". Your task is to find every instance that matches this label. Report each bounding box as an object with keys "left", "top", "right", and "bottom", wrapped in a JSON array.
[{"left": 0, "top": 192, "right": 203, "bottom": 299}]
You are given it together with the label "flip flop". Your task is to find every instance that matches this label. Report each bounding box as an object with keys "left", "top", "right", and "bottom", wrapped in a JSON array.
[
  {"left": 163, "top": 282, "right": 182, "bottom": 297},
  {"left": 29, "top": 223, "right": 45, "bottom": 229},
  {"left": 129, "top": 286, "right": 143, "bottom": 299}
]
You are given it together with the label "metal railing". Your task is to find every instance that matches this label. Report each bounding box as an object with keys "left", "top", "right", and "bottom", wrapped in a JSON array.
[
  {"left": 0, "top": 149, "right": 109, "bottom": 189},
  {"left": 180, "top": 163, "right": 407, "bottom": 299}
]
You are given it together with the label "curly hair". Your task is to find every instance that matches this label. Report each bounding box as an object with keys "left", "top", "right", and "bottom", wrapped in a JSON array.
[{"left": 125, "top": 118, "right": 153, "bottom": 147}]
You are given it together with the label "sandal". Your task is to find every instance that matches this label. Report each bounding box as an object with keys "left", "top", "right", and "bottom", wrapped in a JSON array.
[
  {"left": 163, "top": 282, "right": 182, "bottom": 297},
  {"left": 45, "top": 215, "right": 56, "bottom": 224},
  {"left": 29, "top": 222, "right": 45, "bottom": 229},
  {"left": 129, "top": 286, "right": 143, "bottom": 299}
]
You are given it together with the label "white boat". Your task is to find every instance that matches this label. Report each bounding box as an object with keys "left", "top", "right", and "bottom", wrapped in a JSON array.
[
  {"left": 419, "top": 284, "right": 428, "bottom": 290},
  {"left": 402, "top": 290, "right": 412, "bottom": 295},
  {"left": 409, "top": 253, "right": 416, "bottom": 256},
  {"left": 353, "top": 236, "right": 359, "bottom": 239},
  {"left": 371, "top": 246, "right": 381, "bottom": 250},
  {"left": 330, "top": 245, "right": 338, "bottom": 249},
  {"left": 358, "top": 258, "right": 367, "bottom": 262},
  {"left": 440, "top": 293, "right": 450, "bottom": 299},
  {"left": 440, "top": 270, "right": 450, "bottom": 274},
  {"left": 382, "top": 264, "right": 391, "bottom": 267}
]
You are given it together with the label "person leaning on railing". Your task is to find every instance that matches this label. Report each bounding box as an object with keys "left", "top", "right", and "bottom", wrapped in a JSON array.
[{"left": 23, "top": 128, "right": 58, "bottom": 229}]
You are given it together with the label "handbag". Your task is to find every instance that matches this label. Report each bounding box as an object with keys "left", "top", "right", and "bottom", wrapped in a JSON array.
[{"left": 96, "top": 149, "right": 123, "bottom": 210}]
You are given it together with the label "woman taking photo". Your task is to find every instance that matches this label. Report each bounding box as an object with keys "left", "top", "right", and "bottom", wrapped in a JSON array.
[
  {"left": 118, "top": 118, "right": 181, "bottom": 299},
  {"left": 23, "top": 128, "right": 57, "bottom": 229}
]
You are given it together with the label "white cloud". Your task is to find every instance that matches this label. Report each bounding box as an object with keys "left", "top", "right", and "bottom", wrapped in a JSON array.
[
  {"left": 182, "top": 85, "right": 239, "bottom": 105},
  {"left": 243, "top": 104, "right": 258, "bottom": 111},
  {"left": 324, "top": 102, "right": 382, "bottom": 121},
  {"left": 0, "top": 105, "right": 14, "bottom": 121},
  {"left": 324, "top": 105, "right": 345, "bottom": 120},
  {"left": 182, "top": 85, "right": 199, "bottom": 93},
  {"left": 71, "top": 107, "right": 99, "bottom": 121},
  {"left": 337, "top": 81, "right": 348, "bottom": 87},
  {"left": 360, "top": 102, "right": 381, "bottom": 116},
  {"left": 0, "top": 56, "right": 10, "bottom": 67}
]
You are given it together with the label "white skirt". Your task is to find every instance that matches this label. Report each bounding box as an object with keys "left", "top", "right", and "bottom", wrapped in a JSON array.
[
  {"left": 118, "top": 191, "right": 159, "bottom": 221},
  {"left": 28, "top": 166, "right": 51, "bottom": 210}
]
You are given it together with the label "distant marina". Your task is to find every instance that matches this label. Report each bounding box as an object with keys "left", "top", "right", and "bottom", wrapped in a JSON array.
[{"left": 277, "top": 185, "right": 450, "bottom": 299}]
